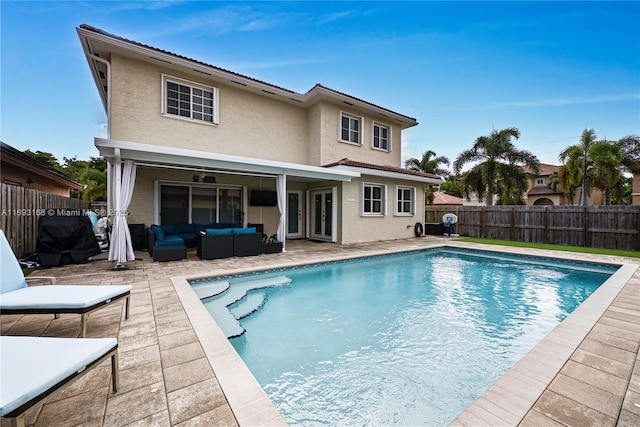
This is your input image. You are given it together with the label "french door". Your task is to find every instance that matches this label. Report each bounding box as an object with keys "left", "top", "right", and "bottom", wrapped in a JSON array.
[
  {"left": 311, "top": 188, "right": 334, "bottom": 241},
  {"left": 286, "top": 191, "right": 303, "bottom": 238}
]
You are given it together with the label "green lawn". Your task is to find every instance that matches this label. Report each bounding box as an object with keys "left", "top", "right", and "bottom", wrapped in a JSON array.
[{"left": 455, "top": 237, "right": 640, "bottom": 258}]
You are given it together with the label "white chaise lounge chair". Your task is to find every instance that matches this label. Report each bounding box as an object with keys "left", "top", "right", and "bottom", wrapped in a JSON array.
[
  {"left": 0, "top": 335, "right": 119, "bottom": 427},
  {"left": 0, "top": 230, "right": 131, "bottom": 337}
]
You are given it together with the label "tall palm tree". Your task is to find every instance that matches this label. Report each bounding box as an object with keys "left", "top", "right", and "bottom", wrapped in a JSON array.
[
  {"left": 558, "top": 129, "right": 598, "bottom": 206},
  {"left": 453, "top": 127, "right": 540, "bottom": 206},
  {"left": 549, "top": 165, "right": 580, "bottom": 205},
  {"left": 405, "top": 150, "right": 450, "bottom": 178}
]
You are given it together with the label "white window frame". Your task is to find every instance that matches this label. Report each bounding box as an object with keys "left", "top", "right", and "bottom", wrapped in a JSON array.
[
  {"left": 361, "top": 182, "right": 387, "bottom": 216},
  {"left": 162, "top": 74, "right": 219, "bottom": 125},
  {"left": 394, "top": 185, "right": 416, "bottom": 216},
  {"left": 339, "top": 111, "right": 363, "bottom": 145},
  {"left": 536, "top": 178, "right": 545, "bottom": 186},
  {"left": 372, "top": 122, "right": 392, "bottom": 152}
]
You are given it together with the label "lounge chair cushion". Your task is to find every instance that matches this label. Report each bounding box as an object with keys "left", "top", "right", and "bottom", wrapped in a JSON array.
[
  {"left": 0, "top": 232, "right": 28, "bottom": 294},
  {"left": 0, "top": 285, "right": 132, "bottom": 311},
  {"left": 0, "top": 336, "right": 117, "bottom": 417}
]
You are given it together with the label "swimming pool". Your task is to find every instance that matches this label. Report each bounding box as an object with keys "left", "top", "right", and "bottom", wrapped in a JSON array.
[{"left": 193, "top": 248, "right": 619, "bottom": 426}]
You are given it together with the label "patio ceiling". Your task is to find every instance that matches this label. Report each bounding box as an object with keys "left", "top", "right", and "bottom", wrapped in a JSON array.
[{"left": 95, "top": 138, "right": 360, "bottom": 183}]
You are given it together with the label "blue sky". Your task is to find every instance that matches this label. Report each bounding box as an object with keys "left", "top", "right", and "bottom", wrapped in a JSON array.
[{"left": 1, "top": 1, "right": 639, "bottom": 171}]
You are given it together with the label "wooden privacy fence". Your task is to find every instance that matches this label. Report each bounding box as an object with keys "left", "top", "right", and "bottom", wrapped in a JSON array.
[
  {"left": 1, "top": 183, "right": 91, "bottom": 258},
  {"left": 425, "top": 205, "right": 640, "bottom": 251}
]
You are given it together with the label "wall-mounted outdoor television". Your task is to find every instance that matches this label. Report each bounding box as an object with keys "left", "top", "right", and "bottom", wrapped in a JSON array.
[{"left": 250, "top": 190, "right": 278, "bottom": 206}]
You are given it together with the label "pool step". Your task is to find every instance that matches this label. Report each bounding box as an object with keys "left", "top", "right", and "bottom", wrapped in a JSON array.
[
  {"left": 191, "top": 280, "right": 230, "bottom": 299},
  {"left": 203, "top": 275, "right": 292, "bottom": 338},
  {"left": 230, "top": 291, "right": 266, "bottom": 319}
]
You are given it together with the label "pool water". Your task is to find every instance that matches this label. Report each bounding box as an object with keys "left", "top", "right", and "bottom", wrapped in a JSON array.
[{"left": 199, "top": 248, "right": 617, "bottom": 426}]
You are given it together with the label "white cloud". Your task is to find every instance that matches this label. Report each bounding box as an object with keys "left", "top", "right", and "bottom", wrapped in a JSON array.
[{"left": 494, "top": 93, "right": 640, "bottom": 108}]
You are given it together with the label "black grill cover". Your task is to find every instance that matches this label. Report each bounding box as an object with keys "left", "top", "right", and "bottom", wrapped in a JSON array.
[{"left": 37, "top": 213, "right": 101, "bottom": 266}]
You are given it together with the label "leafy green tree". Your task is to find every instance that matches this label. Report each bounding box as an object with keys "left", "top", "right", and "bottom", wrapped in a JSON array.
[
  {"left": 439, "top": 176, "right": 463, "bottom": 198},
  {"left": 453, "top": 127, "right": 540, "bottom": 205},
  {"left": 22, "top": 150, "right": 107, "bottom": 201},
  {"left": 405, "top": 150, "right": 451, "bottom": 178},
  {"left": 82, "top": 167, "right": 107, "bottom": 201},
  {"left": 23, "top": 150, "right": 64, "bottom": 171}
]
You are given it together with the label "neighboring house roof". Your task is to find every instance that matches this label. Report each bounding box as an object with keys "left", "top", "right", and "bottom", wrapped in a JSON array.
[
  {"left": 522, "top": 163, "right": 560, "bottom": 176},
  {"left": 77, "top": 24, "right": 418, "bottom": 128},
  {"left": 527, "top": 186, "right": 563, "bottom": 196},
  {"left": 323, "top": 158, "right": 442, "bottom": 184},
  {"left": 432, "top": 192, "right": 463, "bottom": 205},
  {"left": 0, "top": 141, "right": 82, "bottom": 190}
]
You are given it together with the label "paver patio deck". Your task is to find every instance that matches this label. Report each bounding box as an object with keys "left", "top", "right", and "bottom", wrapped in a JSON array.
[{"left": 1, "top": 237, "right": 639, "bottom": 426}]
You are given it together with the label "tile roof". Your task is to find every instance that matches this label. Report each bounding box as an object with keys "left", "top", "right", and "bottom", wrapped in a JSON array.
[
  {"left": 522, "top": 163, "right": 560, "bottom": 176},
  {"left": 78, "top": 25, "right": 417, "bottom": 123},
  {"left": 323, "top": 158, "right": 441, "bottom": 180},
  {"left": 527, "top": 186, "right": 563, "bottom": 195},
  {"left": 432, "top": 191, "right": 463, "bottom": 205}
]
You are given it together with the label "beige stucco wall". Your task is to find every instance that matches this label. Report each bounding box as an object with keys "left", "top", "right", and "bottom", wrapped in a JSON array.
[
  {"left": 110, "top": 54, "right": 309, "bottom": 164},
  {"left": 314, "top": 102, "right": 403, "bottom": 168},
  {"left": 109, "top": 54, "right": 403, "bottom": 169},
  {"left": 338, "top": 176, "right": 424, "bottom": 244}
]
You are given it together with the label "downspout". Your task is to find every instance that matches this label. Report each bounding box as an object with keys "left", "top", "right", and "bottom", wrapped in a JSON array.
[{"left": 88, "top": 54, "right": 112, "bottom": 213}]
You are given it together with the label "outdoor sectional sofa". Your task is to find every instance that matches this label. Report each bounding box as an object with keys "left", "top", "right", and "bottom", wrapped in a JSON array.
[
  {"left": 196, "top": 227, "right": 262, "bottom": 260},
  {"left": 147, "top": 223, "right": 238, "bottom": 262},
  {"left": 146, "top": 223, "right": 274, "bottom": 261}
]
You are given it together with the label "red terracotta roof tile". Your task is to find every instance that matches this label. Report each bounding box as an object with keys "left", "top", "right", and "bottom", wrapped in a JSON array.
[{"left": 323, "top": 158, "right": 441, "bottom": 180}]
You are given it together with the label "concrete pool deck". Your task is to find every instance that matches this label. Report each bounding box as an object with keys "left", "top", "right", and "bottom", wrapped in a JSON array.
[{"left": 1, "top": 237, "right": 639, "bottom": 426}]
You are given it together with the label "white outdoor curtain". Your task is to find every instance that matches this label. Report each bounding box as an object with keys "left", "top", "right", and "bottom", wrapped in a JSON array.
[
  {"left": 276, "top": 174, "right": 286, "bottom": 251},
  {"left": 108, "top": 159, "right": 137, "bottom": 264}
]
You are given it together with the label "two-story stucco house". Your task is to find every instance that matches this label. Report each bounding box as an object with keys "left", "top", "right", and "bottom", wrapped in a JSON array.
[{"left": 77, "top": 25, "right": 441, "bottom": 250}]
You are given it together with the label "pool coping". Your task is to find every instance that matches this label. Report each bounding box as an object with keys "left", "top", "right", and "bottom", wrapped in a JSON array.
[{"left": 170, "top": 241, "right": 639, "bottom": 426}]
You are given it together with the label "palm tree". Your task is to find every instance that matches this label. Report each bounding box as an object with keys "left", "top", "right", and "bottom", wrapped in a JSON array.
[
  {"left": 558, "top": 129, "right": 598, "bottom": 206},
  {"left": 405, "top": 150, "right": 450, "bottom": 178},
  {"left": 549, "top": 165, "right": 580, "bottom": 205},
  {"left": 453, "top": 127, "right": 540, "bottom": 206},
  {"left": 591, "top": 135, "right": 640, "bottom": 205}
]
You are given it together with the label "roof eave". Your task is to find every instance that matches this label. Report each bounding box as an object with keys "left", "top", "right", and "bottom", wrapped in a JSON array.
[
  {"left": 95, "top": 138, "right": 359, "bottom": 182},
  {"left": 76, "top": 26, "right": 418, "bottom": 126},
  {"left": 328, "top": 164, "right": 442, "bottom": 185}
]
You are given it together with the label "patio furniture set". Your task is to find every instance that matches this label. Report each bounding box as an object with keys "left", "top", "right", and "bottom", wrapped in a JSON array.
[{"left": 147, "top": 223, "right": 282, "bottom": 262}]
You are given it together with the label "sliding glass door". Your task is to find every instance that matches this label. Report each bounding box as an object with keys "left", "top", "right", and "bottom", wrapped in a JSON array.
[{"left": 160, "top": 184, "right": 243, "bottom": 225}]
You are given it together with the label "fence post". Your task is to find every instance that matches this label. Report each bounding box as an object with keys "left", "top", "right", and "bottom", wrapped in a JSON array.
[
  {"left": 583, "top": 206, "right": 590, "bottom": 248},
  {"left": 544, "top": 206, "right": 550, "bottom": 244},
  {"left": 636, "top": 207, "right": 640, "bottom": 251},
  {"left": 481, "top": 207, "right": 486, "bottom": 238},
  {"left": 510, "top": 207, "right": 516, "bottom": 241}
]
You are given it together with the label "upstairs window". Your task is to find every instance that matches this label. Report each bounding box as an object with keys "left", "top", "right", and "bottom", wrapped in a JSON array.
[
  {"left": 372, "top": 122, "right": 391, "bottom": 151},
  {"left": 162, "top": 75, "right": 219, "bottom": 124},
  {"left": 340, "top": 112, "right": 362, "bottom": 145},
  {"left": 362, "top": 182, "right": 386, "bottom": 216}
]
